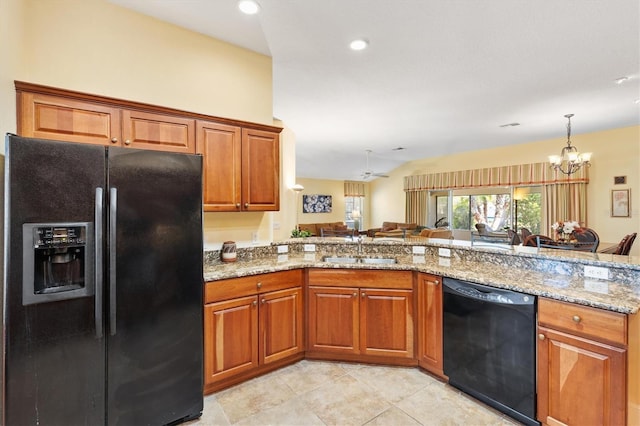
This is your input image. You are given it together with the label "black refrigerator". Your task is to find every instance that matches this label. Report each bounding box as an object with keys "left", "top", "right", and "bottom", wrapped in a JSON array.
[{"left": 2, "top": 135, "right": 204, "bottom": 425}]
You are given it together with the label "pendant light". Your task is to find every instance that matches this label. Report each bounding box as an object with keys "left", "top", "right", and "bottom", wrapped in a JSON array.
[{"left": 548, "top": 114, "right": 592, "bottom": 175}]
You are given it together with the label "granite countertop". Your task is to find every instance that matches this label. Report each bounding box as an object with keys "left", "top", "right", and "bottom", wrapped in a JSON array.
[{"left": 204, "top": 252, "right": 640, "bottom": 315}]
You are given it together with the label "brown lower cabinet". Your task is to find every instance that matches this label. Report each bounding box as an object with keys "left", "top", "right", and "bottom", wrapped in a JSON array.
[
  {"left": 203, "top": 271, "right": 304, "bottom": 394},
  {"left": 306, "top": 269, "right": 415, "bottom": 363},
  {"left": 416, "top": 273, "right": 444, "bottom": 378},
  {"left": 203, "top": 269, "right": 636, "bottom": 425},
  {"left": 537, "top": 298, "right": 627, "bottom": 426}
]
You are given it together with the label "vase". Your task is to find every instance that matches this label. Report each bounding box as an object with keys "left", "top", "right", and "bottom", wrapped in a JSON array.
[{"left": 221, "top": 241, "right": 237, "bottom": 262}]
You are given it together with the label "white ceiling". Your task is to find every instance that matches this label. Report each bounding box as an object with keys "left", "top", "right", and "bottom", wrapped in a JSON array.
[{"left": 110, "top": 0, "right": 640, "bottom": 181}]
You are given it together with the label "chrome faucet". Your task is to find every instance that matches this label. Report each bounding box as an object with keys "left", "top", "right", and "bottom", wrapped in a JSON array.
[{"left": 356, "top": 235, "right": 363, "bottom": 255}]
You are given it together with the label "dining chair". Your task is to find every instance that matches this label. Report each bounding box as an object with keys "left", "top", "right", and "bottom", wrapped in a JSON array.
[
  {"left": 574, "top": 228, "right": 600, "bottom": 252},
  {"left": 507, "top": 229, "right": 521, "bottom": 245},
  {"left": 520, "top": 228, "right": 532, "bottom": 241},
  {"left": 612, "top": 232, "right": 637, "bottom": 255},
  {"left": 535, "top": 235, "right": 558, "bottom": 249},
  {"left": 523, "top": 234, "right": 549, "bottom": 247}
]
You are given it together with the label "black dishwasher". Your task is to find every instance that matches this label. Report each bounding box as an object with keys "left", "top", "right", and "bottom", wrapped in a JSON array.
[{"left": 443, "top": 277, "right": 538, "bottom": 426}]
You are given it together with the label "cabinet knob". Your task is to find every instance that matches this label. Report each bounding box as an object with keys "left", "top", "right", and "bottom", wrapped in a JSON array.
[
  {"left": 110, "top": 137, "right": 118, "bottom": 144},
  {"left": 430, "top": 279, "right": 439, "bottom": 286},
  {"left": 256, "top": 282, "right": 262, "bottom": 289},
  {"left": 244, "top": 203, "right": 249, "bottom": 208},
  {"left": 353, "top": 292, "right": 357, "bottom": 297},
  {"left": 361, "top": 292, "right": 366, "bottom": 298},
  {"left": 572, "top": 315, "right": 581, "bottom": 323},
  {"left": 538, "top": 333, "right": 545, "bottom": 340},
  {"left": 235, "top": 203, "right": 241, "bottom": 208},
  {"left": 124, "top": 139, "right": 131, "bottom": 145},
  {"left": 252, "top": 300, "right": 257, "bottom": 307},
  {"left": 261, "top": 299, "right": 266, "bottom": 304}
]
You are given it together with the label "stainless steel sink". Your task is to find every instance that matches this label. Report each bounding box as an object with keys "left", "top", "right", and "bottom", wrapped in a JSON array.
[
  {"left": 322, "top": 256, "right": 396, "bottom": 264},
  {"left": 322, "top": 256, "right": 359, "bottom": 263},
  {"left": 359, "top": 257, "right": 397, "bottom": 264}
]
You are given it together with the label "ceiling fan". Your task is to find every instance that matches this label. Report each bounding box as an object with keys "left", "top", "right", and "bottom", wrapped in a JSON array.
[{"left": 361, "top": 150, "right": 389, "bottom": 180}]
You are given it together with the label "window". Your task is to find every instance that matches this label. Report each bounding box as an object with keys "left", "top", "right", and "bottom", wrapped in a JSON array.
[
  {"left": 345, "top": 196, "right": 364, "bottom": 231},
  {"left": 430, "top": 186, "right": 542, "bottom": 235},
  {"left": 452, "top": 192, "right": 511, "bottom": 231},
  {"left": 514, "top": 187, "right": 542, "bottom": 234}
]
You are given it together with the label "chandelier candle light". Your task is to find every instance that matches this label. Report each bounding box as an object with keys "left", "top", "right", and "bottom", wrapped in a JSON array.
[{"left": 548, "top": 114, "right": 592, "bottom": 175}]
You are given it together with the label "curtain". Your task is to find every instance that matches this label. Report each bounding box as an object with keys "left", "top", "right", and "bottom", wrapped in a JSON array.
[
  {"left": 406, "top": 191, "right": 428, "bottom": 226},
  {"left": 344, "top": 181, "right": 365, "bottom": 197},
  {"left": 404, "top": 162, "right": 588, "bottom": 191},
  {"left": 543, "top": 183, "right": 588, "bottom": 235}
]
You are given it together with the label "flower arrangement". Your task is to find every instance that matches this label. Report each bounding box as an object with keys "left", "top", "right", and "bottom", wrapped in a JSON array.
[{"left": 551, "top": 220, "right": 582, "bottom": 241}]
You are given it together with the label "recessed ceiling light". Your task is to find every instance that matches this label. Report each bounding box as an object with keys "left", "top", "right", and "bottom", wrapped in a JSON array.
[
  {"left": 349, "top": 39, "right": 369, "bottom": 51},
  {"left": 614, "top": 76, "right": 630, "bottom": 85},
  {"left": 238, "top": 0, "right": 260, "bottom": 15},
  {"left": 635, "top": 99, "right": 640, "bottom": 104}
]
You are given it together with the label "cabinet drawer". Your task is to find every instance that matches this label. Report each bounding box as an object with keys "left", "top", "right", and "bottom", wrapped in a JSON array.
[
  {"left": 308, "top": 269, "right": 412, "bottom": 289},
  {"left": 205, "top": 270, "right": 303, "bottom": 303},
  {"left": 538, "top": 298, "right": 627, "bottom": 347}
]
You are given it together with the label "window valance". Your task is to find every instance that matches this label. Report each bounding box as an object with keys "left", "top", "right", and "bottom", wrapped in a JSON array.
[
  {"left": 404, "top": 162, "right": 588, "bottom": 192},
  {"left": 344, "top": 181, "right": 365, "bottom": 197}
]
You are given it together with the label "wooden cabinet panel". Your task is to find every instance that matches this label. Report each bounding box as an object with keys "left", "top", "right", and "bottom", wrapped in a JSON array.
[
  {"left": 307, "top": 286, "right": 359, "bottom": 354},
  {"left": 308, "top": 269, "right": 412, "bottom": 289},
  {"left": 196, "top": 123, "right": 280, "bottom": 212},
  {"left": 241, "top": 128, "right": 280, "bottom": 211},
  {"left": 538, "top": 298, "right": 627, "bottom": 346},
  {"left": 417, "top": 273, "right": 443, "bottom": 376},
  {"left": 122, "top": 110, "right": 195, "bottom": 153},
  {"left": 260, "top": 287, "right": 304, "bottom": 364},
  {"left": 360, "top": 288, "right": 414, "bottom": 358},
  {"left": 204, "top": 272, "right": 303, "bottom": 393},
  {"left": 537, "top": 326, "right": 626, "bottom": 426},
  {"left": 197, "top": 121, "right": 242, "bottom": 211},
  {"left": 307, "top": 270, "right": 415, "bottom": 361},
  {"left": 204, "top": 295, "right": 258, "bottom": 385},
  {"left": 205, "top": 270, "right": 303, "bottom": 303},
  {"left": 18, "top": 92, "right": 120, "bottom": 146}
]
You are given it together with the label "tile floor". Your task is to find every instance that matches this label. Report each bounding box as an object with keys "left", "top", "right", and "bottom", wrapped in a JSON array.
[{"left": 187, "top": 360, "right": 522, "bottom": 425}]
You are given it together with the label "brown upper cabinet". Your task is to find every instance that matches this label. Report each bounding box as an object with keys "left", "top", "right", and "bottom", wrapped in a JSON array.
[
  {"left": 197, "top": 121, "right": 280, "bottom": 212},
  {"left": 15, "top": 81, "right": 282, "bottom": 212},
  {"left": 17, "top": 84, "right": 195, "bottom": 154}
]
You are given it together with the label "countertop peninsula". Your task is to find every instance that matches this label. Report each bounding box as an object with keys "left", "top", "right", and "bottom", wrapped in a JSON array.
[{"left": 204, "top": 237, "right": 640, "bottom": 315}]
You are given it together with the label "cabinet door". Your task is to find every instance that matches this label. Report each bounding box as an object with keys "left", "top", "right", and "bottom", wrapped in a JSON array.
[
  {"left": 18, "top": 92, "right": 120, "bottom": 146},
  {"left": 307, "top": 286, "right": 359, "bottom": 354},
  {"left": 241, "top": 128, "right": 280, "bottom": 211},
  {"left": 417, "top": 274, "right": 443, "bottom": 376},
  {"left": 259, "top": 287, "right": 304, "bottom": 364},
  {"left": 122, "top": 110, "right": 195, "bottom": 153},
  {"left": 196, "top": 121, "right": 242, "bottom": 211},
  {"left": 360, "top": 288, "right": 414, "bottom": 358},
  {"left": 204, "top": 296, "right": 258, "bottom": 386},
  {"left": 537, "top": 326, "right": 626, "bottom": 426}
]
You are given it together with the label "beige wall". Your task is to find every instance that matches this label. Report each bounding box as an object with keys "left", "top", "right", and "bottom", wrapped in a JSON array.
[
  {"left": 1, "top": 0, "right": 295, "bottom": 249},
  {"left": 0, "top": 0, "right": 24, "bottom": 138},
  {"left": 371, "top": 125, "right": 640, "bottom": 255},
  {"left": 294, "top": 178, "right": 373, "bottom": 230}
]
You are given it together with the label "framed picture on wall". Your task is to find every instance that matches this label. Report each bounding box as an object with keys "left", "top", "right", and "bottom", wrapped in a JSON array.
[
  {"left": 303, "top": 194, "right": 332, "bottom": 213},
  {"left": 611, "top": 189, "right": 630, "bottom": 217}
]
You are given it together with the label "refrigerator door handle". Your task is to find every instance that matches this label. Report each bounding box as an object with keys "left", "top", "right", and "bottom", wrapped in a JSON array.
[
  {"left": 95, "top": 187, "right": 104, "bottom": 339},
  {"left": 109, "top": 187, "right": 117, "bottom": 336}
]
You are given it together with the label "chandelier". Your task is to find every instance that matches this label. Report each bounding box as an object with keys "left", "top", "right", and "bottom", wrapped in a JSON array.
[{"left": 548, "top": 114, "right": 592, "bottom": 175}]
